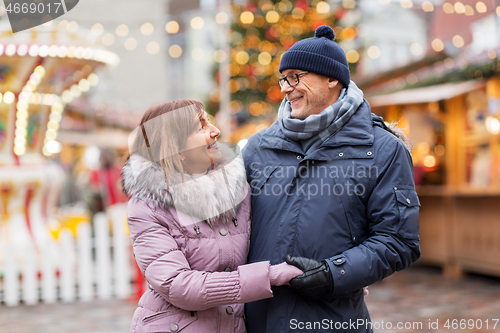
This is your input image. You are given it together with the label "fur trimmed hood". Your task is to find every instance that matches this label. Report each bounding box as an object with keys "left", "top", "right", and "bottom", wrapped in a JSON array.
[{"left": 122, "top": 143, "right": 248, "bottom": 227}]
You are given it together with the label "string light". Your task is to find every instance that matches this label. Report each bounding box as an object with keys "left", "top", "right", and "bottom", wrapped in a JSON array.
[
  {"left": 166, "top": 21, "right": 179, "bottom": 34},
  {"left": 216, "top": 12, "right": 229, "bottom": 24},
  {"left": 476, "top": 2, "right": 487, "bottom": 13},
  {"left": 422, "top": 1, "right": 434, "bottom": 12},
  {"left": 452, "top": 35, "right": 464, "bottom": 48},
  {"left": 240, "top": 11, "right": 255, "bottom": 24},
  {"left": 367, "top": 46, "right": 381, "bottom": 59},
  {"left": 169, "top": 45, "right": 182, "bottom": 58},
  {"left": 116, "top": 24, "right": 129, "bottom": 37},
  {"left": 191, "top": 17, "right": 204, "bottom": 29},
  {"left": 141, "top": 22, "right": 154, "bottom": 35},
  {"left": 431, "top": 38, "right": 444, "bottom": 52}
]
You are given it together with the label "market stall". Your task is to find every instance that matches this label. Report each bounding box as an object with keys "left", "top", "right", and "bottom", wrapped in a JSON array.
[{"left": 367, "top": 74, "right": 500, "bottom": 277}]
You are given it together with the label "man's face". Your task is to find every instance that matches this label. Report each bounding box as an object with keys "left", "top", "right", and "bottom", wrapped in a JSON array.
[{"left": 280, "top": 69, "right": 335, "bottom": 120}]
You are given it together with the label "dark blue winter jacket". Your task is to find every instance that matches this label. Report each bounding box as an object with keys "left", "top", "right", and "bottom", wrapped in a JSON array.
[{"left": 242, "top": 100, "right": 420, "bottom": 333}]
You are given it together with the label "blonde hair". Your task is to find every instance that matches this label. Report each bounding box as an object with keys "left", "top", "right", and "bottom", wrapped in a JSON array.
[{"left": 127, "top": 100, "right": 205, "bottom": 185}]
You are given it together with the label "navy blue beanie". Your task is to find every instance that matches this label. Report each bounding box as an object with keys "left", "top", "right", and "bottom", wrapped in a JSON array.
[{"left": 279, "top": 25, "right": 350, "bottom": 88}]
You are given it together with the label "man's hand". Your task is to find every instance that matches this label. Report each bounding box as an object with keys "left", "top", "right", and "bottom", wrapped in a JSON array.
[{"left": 284, "top": 255, "right": 333, "bottom": 301}]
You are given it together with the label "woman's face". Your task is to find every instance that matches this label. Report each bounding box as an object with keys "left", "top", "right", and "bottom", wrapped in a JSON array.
[{"left": 180, "top": 112, "right": 222, "bottom": 174}]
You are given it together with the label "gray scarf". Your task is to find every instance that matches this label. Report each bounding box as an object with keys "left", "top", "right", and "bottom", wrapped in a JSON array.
[{"left": 278, "top": 80, "right": 364, "bottom": 154}]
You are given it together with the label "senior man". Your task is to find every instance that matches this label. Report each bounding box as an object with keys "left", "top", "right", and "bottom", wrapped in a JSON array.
[{"left": 242, "top": 26, "right": 420, "bottom": 333}]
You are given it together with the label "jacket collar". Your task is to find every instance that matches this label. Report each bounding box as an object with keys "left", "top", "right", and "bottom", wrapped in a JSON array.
[
  {"left": 260, "top": 101, "right": 374, "bottom": 154},
  {"left": 122, "top": 143, "right": 248, "bottom": 227}
]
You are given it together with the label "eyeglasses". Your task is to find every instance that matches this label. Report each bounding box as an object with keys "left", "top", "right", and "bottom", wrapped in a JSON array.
[{"left": 278, "top": 72, "right": 309, "bottom": 88}]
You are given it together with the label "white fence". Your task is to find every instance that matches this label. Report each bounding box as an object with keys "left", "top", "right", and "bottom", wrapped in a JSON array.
[{"left": 0, "top": 204, "right": 137, "bottom": 306}]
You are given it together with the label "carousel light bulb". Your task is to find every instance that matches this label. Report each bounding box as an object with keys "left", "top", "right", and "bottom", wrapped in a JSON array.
[
  {"left": 22, "top": 86, "right": 33, "bottom": 94},
  {"left": 57, "top": 46, "right": 68, "bottom": 58},
  {"left": 0, "top": 44, "right": 4, "bottom": 56},
  {"left": 3, "top": 91, "right": 15, "bottom": 104},
  {"left": 41, "top": 94, "right": 50, "bottom": 105},
  {"left": 32, "top": 93, "right": 41, "bottom": 104},
  {"left": 14, "top": 146, "right": 25, "bottom": 156},
  {"left": 19, "top": 92, "right": 29, "bottom": 102},
  {"left": 15, "top": 118, "right": 27, "bottom": 128},
  {"left": 5, "top": 44, "right": 16, "bottom": 56},
  {"left": 63, "top": 46, "right": 74, "bottom": 58},
  {"left": 83, "top": 48, "right": 93, "bottom": 59},
  {"left": 88, "top": 74, "right": 99, "bottom": 86},
  {"left": 30, "top": 72, "right": 41, "bottom": 84},
  {"left": 78, "top": 79, "right": 91, "bottom": 92},
  {"left": 17, "top": 44, "right": 28, "bottom": 56},
  {"left": 16, "top": 109, "right": 28, "bottom": 120},
  {"left": 34, "top": 66, "right": 45, "bottom": 77},
  {"left": 62, "top": 91, "right": 73, "bottom": 103},
  {"left": 75, "top": 47, "right": 84, "bottom": 59},
  {"left": 38, "top": 45, "right": 49, "bottom": 57},
  {"left": 15, "top": 127, "right": 27, "bottom": 137},
  {"left": 14, "top": 136, "right": 26, "bottom": 146},
  {"left": 70, "top": 85, "right": 82, "bottom": 98},
  {"left": 46, "top": 140, "right": 62, "bottom": 154},
  {"left": 47, "top": 120, "right": 59, "bottom": 131},
  {"left": 28, "top": 45, "right": 39, "bottom": 57},
  {"left": 48, "top": 45, "right": 58, "bottom": 57},
  {"left": 50, "top": 94, "right": 59, "bottom": 105},
  {"left": 49, "top": 112, "right": 62, "bottom": 122},
  {"left": 17, "top": 101, "right": 28, "bottom": 110},
  {"left": 51, "top": 103, "right": 63, "bottom": 113},
  {"left": 46, "top": 129, "right": 57, "bottom": 140}
]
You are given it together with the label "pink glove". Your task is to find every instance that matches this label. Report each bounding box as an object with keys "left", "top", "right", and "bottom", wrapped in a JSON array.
[{"left": 269, "top": 262, "right": 304, "bottom": 286}]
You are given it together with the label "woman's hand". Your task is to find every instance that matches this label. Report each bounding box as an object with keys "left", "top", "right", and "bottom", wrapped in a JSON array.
[{"left": 269, "top": 262, "right": 304, "bottom": 286}]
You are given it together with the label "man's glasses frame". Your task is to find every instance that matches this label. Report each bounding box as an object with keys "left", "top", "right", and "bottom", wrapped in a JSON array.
[{"left": 278, "top": 71, "right": 309, "bottom": 88}]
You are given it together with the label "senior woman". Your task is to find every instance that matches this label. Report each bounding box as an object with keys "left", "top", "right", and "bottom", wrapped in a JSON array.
[{"left": 122, "top": 100, "right": 303, "bottom": 333}]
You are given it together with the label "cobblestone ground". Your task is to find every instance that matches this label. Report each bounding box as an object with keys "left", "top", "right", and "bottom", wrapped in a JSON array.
[
  {"left": 1, "top": 265, "right": 499, "bottom": 333},
  {"left": 365, "top": 265, "right": 500, "bottom": 333}
]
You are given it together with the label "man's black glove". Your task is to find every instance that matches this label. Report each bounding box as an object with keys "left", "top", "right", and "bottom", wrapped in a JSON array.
[{"left": 284, "top": 255, "right": 333, "bottom": 301}]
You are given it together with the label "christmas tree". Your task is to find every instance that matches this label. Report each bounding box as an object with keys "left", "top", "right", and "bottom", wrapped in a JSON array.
[{"left": 206, "top": 0, "right": 360, "bottom": 122}]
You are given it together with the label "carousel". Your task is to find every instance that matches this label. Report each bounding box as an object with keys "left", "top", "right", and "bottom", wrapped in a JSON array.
[{"left": 0, "top": 21, "right": 118, "bottom": 257}]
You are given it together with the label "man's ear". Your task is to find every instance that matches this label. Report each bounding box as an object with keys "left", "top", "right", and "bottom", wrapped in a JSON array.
[{"left": 328, "top": 78, "right": 340, "bottom": 89}]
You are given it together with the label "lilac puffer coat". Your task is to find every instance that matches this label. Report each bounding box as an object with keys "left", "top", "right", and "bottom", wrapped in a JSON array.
[{"left": 122, "top": 145, "right": 273, "bottom": 333}]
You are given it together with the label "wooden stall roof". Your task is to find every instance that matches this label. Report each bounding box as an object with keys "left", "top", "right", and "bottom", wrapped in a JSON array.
[{"left": 366, "top": 80, "right": 486, "bottom": 107}]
